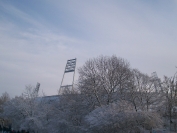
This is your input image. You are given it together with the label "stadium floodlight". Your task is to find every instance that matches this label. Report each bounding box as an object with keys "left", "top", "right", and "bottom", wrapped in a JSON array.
[
  {"left": 35, "top": 82, "right": 40, "bottom": 93},
  {"left": 59, "top": 58, "right": 77, "bottom": 94},
  {"left": 151, "top": 72, "right": 162, "bottom": 92},
  {"left": 65, "top": 59, "right": 76, "bottom": 73}
]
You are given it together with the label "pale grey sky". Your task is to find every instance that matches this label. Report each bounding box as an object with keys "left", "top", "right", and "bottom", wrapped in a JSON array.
[{"left": 0, "top": 0, "right": 177, "bottom": 97}]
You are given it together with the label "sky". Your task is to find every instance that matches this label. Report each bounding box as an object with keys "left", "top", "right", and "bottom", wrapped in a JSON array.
[{"left": 0, "top": 0, "right": 177, "bottom": 97}]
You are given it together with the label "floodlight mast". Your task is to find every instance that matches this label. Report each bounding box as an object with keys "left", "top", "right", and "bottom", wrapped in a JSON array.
[
  {"left": 35, "top": 82, "right": 40, "bottom": 93},
  {"left": 59, "top": 58, "right": 77, "bottom": 94},
  {"left": 151, "top": 72, "right": 162, "bottom": 92},
  {"left": 33, "top": 82, "right": 40, "bottom": 97}
]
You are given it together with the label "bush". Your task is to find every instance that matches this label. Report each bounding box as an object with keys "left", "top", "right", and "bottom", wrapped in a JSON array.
[{"left": 85, "top": 101, "right": 163, "bottom": 133}]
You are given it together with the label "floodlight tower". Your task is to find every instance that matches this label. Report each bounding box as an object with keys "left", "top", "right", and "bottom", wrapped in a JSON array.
[
  {"left": 59, "top": 58, "right": 77, "bottom": 94},
  {"left": 32, "top": 82, "right": 40, "bottom": 97},
  {"left": 35, "top": 82, "right": 40, "bottom": 93},
  {"left": 151, "top": 72, "right": 162, "bottom": 92}
]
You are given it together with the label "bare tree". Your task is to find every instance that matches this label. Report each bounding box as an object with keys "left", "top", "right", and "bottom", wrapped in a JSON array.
[
  {"left": 162, "top": 73, "right": 177, "bottom": 131},
  {"left": 127, "top": 69, "right": 144, "bottom": 112},
  {"left": 1, "top": 85, "right": 49, "bottom": 132},
  {"left": 0, "top": 92, "right": 10, "bottom": 113},
  {"left": 78, "top": 55, "right": 132, "bottom": 107},
  {"left": 128, "top": 69, "right": 164, "bottom": 112}
]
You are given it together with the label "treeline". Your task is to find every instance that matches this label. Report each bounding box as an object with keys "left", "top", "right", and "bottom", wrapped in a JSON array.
[{"left": 0, "top": 55, "right": 177, "bottom": 133}]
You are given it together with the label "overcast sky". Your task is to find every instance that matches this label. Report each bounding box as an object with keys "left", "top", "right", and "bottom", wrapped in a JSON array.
[{"left": 0, "top": 0, "right": 177, "bottom": 97}]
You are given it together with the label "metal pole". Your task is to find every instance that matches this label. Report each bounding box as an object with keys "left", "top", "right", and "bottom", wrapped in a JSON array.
[
  {"left": 59, "top": 72, "right": 65, "bottom": 94},
  {"left": 72, "top": 58, "right": 77, "bottom": 90},
  {"left": 59, "top": 61, "right": 68, "bottom": 94}
]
